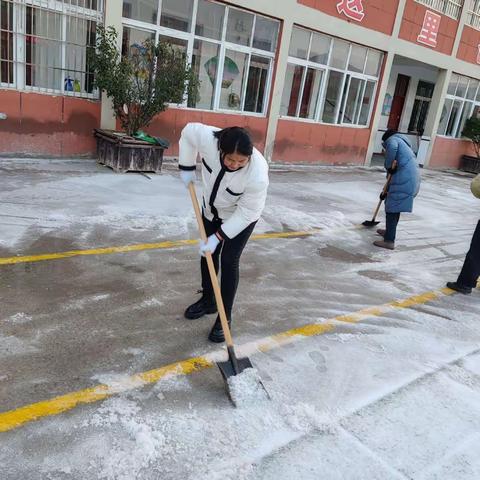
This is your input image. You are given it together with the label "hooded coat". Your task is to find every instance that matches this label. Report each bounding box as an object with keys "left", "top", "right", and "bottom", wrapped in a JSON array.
[{"left": 383, "top": 133, "right": 421, "bottom": 213}]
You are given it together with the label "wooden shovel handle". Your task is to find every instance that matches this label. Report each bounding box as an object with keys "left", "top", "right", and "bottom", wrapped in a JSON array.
[
  {"left": 188, "top": 182, "right": 234, "bottom": 347},
  {"left": 371, "top": 173, "right": 393, "bottom": 222}
]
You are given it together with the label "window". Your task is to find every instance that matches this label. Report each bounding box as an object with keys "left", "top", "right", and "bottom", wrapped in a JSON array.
[
  {"left": 122, "top": 0, "right": 279, "bottom": 115},
  {"left": 0, "top": 0, "right": 13, "bottom": 84},
  {"left": 467, "top": 0, "right": 480, "bottom": 29},
  {"left": 281, "top": 26, "right": 383, "bottom": 127},
  {"left": 414, "top": 0, "right": 464, "bottom": 20},
  {"left": 438, "top": 73, "right": 480, "bottom": 138},
  {"left": 408, "top": 81, "right": 435, "bottom": 134},
  {"left": 1, "top": 0, "right": 102, "bottom": 97}
]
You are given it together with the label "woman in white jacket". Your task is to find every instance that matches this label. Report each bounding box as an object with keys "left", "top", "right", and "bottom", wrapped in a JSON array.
[{"left": 178, "top": 123, "right": 269, "bottom": 342}]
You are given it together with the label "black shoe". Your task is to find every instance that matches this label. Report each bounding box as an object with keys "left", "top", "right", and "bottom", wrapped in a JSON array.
[
  {"left": 184, "top": 296, "right": 217, "bottom": 320},
  {"left": 446, "top": 282, "right": 472, "bottom": 295},
  {"left": 208, "top": 316, "right": 231, "bottom": 343}
]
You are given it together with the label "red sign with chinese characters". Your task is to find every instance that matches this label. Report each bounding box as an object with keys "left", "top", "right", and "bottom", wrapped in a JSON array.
[
  {"left": 336, "top": 0, "right": 365, "bottom": 22},
  {"left": 417, "top": 10, "right": 441, "bottom": 48}
]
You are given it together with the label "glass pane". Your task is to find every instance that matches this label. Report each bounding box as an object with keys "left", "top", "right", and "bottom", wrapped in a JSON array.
[
  {"left": 160, "top": 0, "right": 194, "bottom": 32},
  {"left": 348, "top": 45, "right": 367, "bottom": 74},
  {"left": 70, "top": 0, "right": 100, "bottom": 9},
  {"left": 1, "top": 0, "right": 12, "bottom": 30},
  {"left": 244, "top": 55, "right": 269, "bottom": 113},
  {"left": 188, "top": 39, "right": 220, "bottom": 110},
  {"left": 309, "top": 33, "right": 330, "bottom": 65},
  {"left": 322, "top": 70, "right": 344, "bottom": 123},
  {"left": 472, "top": 105, "right": 480, "bottom": 120},
  {"left": 226, "top": 8, "right": 254, "bottom": 46},
  {"left": 280, "top": 64, "right": 303, "bottom": 117},
  {"left": 289, "top": 26, "right": 310, "bottom": 59},
  {"left": 457, "top": 102, "right": 473, "bottom": 138},
  {"left": 252, "top": 16, "right": 278, "bottom": 52},
  {"left": 358, "top": 81, "right": 375, "bottom": 125},
  {"left": 416, "top": 81, "right": 435, "bottom": 98},
  {"left": 329, "top": 38, "right": 349, "bottom": 70},
  {"left": 447, "top": 73, "right": 459, "bottom": 95},
  {"left": 195, "top": 0, "right": 224, "bottom": 40},
  {"left": 159, "top": 35, "right": 188, "bottom": 54},
  {"left": 455, "top": 75, "right": 468, "bottom": 98},
  {"left": 121, "top": 26, "right": 155, "bottom": 57},
  {"left": 1, "top": 0, "right": 14, "bottom": 83},
  {"left": 446, "top": 99, "right": 462, "bottom": 136},
  {"left": 122, "top": 0, "right": 158, "bottom": 24},
  {"left": 219, "top": 50, "right": 248, "bottom": 110},
  {"left": 26, "top": 7, "right": 63, "bottom": 90},
  {"left": 466, "top": 79, "right": 479, "bottom": 100},
  {"left": 364, "top": 50, "right": 382, "bottom": 77},
  {"left": 299, "top": 68, "right": 323, "bottom": 119},
  {"left": 66, "top": 18, "right": 97, "bottom": 94},
  {"left": 437, "top": 99, "right": 453, "bottom": 135},
  {"left": 343, "top": 77, "right": 364, "bottom": 124}
]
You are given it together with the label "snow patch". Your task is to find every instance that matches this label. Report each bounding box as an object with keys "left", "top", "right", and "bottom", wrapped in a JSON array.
[{"left": 227, "top": 368, "right": 269, "bottom": 407}]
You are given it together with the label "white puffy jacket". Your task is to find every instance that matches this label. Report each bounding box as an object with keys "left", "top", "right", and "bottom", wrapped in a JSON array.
[{"left": 178, "top": 123, "right": 269, "bottom": 239}]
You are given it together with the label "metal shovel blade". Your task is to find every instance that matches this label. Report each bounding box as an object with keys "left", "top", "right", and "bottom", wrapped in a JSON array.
[{"left": 362, "top": 220, "right": 380, "bottom": 228}]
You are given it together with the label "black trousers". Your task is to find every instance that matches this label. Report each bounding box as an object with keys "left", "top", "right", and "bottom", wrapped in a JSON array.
[
  {"left": 457, "top": 220, "right": 480, "bottom": 289},
  {"left": 201, "top": 215, "right": 256, "bottom": 321},
  {"left": 385, "top": 212, "right": 401, "bottom": 242}
]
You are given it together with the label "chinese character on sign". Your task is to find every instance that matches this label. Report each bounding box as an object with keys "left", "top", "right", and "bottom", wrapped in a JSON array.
[
  {"left": 417, "top": 10, "right": 441, "bottom": 48},
  {"left": 336, "top": 0, "right": 365, "bottom": 22}
]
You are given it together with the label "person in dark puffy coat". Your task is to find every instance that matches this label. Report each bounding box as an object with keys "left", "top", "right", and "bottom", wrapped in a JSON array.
[{"left": 374, "top": 130, "right": 421, "bottom": 250}]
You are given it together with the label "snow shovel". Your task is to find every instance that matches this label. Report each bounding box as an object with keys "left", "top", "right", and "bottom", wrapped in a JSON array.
[
  {"left": 187, "top": 182, "right": 269, "bottom": 405},
  {"left": 362, "top": 174, "right": 392, "bottom": 228}
]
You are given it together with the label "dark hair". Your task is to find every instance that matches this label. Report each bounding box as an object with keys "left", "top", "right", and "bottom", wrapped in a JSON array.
[
  {"left": 382, "top": 129, "right": 397, "bottom": 142},
  {"left": 213, "top": 127, "right": 253, "bottom": 156}
]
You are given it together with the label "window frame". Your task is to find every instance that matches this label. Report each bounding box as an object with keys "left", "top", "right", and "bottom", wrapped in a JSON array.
[
  {"left": 467, "top": 0, "right": 480, "bottom": 30},
  {"left": 437, "top": 73, "right": 480, "bottom": 138},
  {"left": 280, "top": 25, "right": 382, "bottom": 129},
  {"left": 122, "top": 0, "right": 279, "bottom": 116},
  {"left": 1, "top": 0, "right": 103, "bottom": 98}
]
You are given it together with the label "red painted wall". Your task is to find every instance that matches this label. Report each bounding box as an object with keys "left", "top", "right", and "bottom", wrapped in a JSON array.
[
  {"left": 0, "top": 90, "right": 100, "bottom": 156},
  {"left": 399, "top": 0, "right": 459, "bottom": 55},
  {"left": 429, "top": 136, "right": 475, "bottom": 169},
  {"left": 141, "top": 108, "right": 269, "bottom": 157},
  {"left": 457, "top": 25, "right": 480, "bottom": 66},
  {"left": 273, "top": 120, "right": 371, "bottom": 164},
  {"left": 297, "top": 0, "right": 399, "bottom": 35}
]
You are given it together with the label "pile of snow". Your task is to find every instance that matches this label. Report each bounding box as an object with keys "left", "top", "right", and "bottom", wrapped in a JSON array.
[{"left": 227, "top": 367, "right": 269, "bottom": 407}]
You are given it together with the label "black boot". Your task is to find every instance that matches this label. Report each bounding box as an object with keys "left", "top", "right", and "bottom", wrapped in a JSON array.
[
  {"left": 184, "top": 295, "right": 217, "bottom": 320},
  {"left": 446, "top": 282, "right": 472, "bottom": 295},
  {"left": 208, "top": 316, "right": 231, "bottom": 343}
]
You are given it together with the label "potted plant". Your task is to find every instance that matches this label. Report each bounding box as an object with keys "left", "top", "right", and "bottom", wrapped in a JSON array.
[
  {"left": 460, "top": 116, "right": 480, "bottom": 174},
  {"left": 89, "top": 26, "right": 198, "bottom": 173}
]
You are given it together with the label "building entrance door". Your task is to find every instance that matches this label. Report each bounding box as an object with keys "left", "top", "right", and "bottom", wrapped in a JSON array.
[{"left": 387, "top": 74, "right": 410, "bottom": 130}]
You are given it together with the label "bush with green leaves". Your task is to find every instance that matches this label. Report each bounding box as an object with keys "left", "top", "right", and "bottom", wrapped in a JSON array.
[
  {"left": 462, "top": 116, "right": 480, "bottom": 159},
  {"left": 89, "top": 26, "right": 198, "bottom": 137}
]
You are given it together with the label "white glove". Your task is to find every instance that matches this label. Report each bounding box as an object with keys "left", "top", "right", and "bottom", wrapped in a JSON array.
[
  {"left": 180, "top": 170, "right": 196, "bottom": 187},
  {"left": 199, "top": 234, "right": 221, "bottom": 257}
]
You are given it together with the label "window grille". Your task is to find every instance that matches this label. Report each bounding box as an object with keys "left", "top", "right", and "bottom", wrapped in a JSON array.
[
  {"left": 414, "top": 0, "right": 464, "bottom": 20},
  {"left": 0, "top": 0, "right": 103, "bottom": 98}
]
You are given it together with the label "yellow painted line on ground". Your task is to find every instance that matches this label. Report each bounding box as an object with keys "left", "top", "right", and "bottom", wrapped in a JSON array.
[
  {"left": 0, "top": 230, "right": 322, "bottom": 266},
  {"left": 0, "top": 285, "right": 458, "bottom": 433}
]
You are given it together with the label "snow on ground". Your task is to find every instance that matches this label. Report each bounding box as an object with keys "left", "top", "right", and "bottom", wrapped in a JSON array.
[{"left": 1, "top": 159, "right": 480, "bottom": 479}]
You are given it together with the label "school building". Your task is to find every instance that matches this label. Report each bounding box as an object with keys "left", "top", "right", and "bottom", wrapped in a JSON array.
[{"left": 1, "top": 0, "right": 480, "bottom": 168}]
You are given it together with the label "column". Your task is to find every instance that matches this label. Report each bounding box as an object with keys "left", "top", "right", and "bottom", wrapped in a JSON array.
[{"left": 100, "top": 0, "right": 123, "bottom": 130}]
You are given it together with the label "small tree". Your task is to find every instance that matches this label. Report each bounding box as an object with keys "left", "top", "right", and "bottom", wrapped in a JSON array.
[
  {"left": 89, "top": 26, "right": 198, "bottom": 137},
  {"left": 462, "top": 116, "right": 480, "bottom": 159}
]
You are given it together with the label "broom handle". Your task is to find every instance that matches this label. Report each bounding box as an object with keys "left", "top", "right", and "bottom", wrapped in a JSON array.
[
  {"left": 371, "top": 173, "right": 393, "bottom": 221},
  {"left": 188, "top": 182, "right": 234, "bottom": 348}
]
